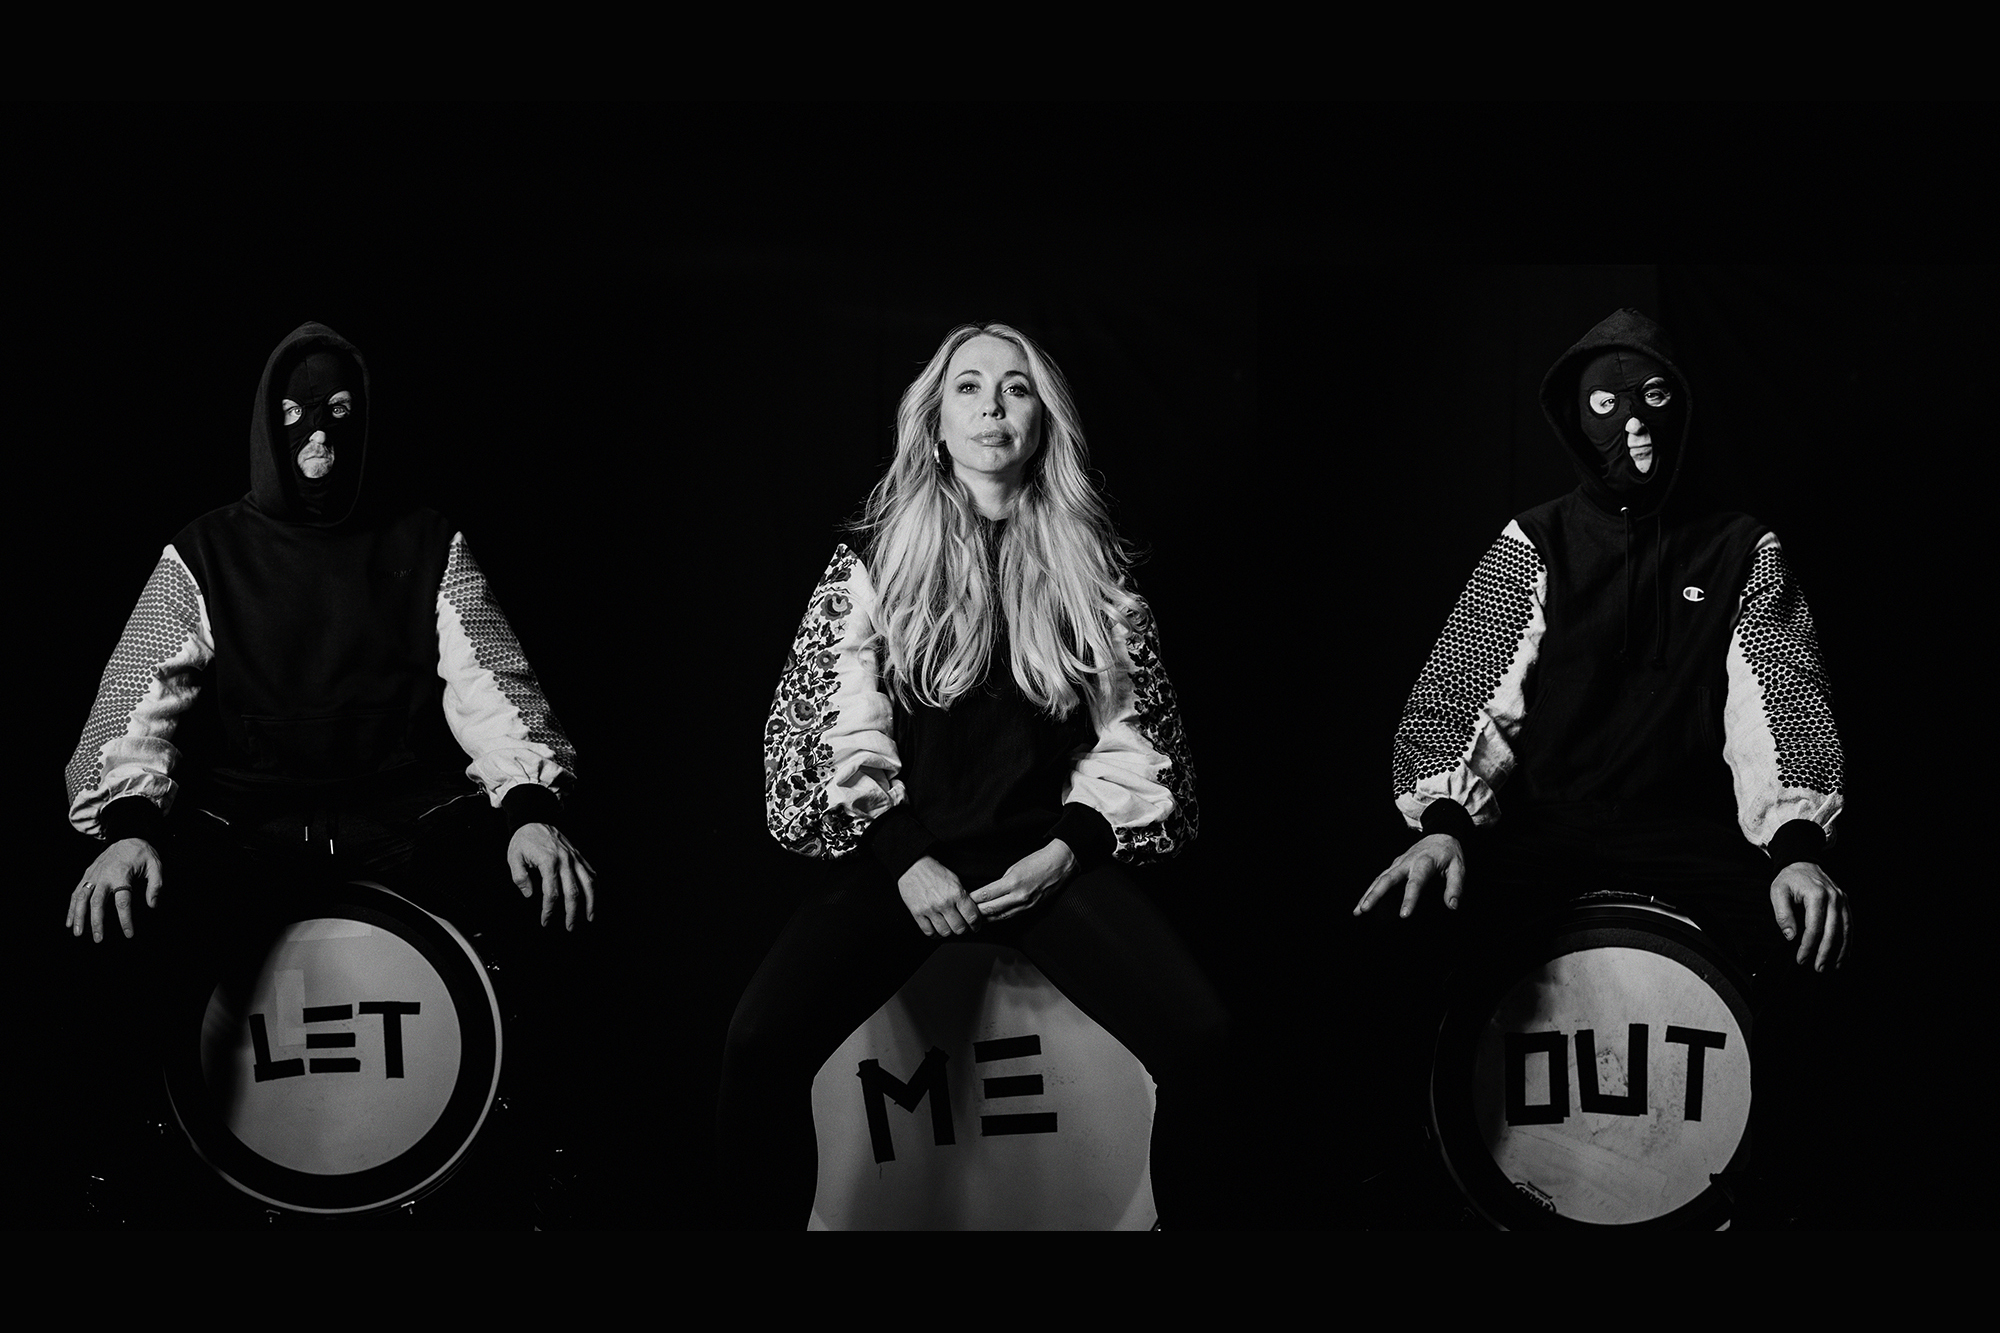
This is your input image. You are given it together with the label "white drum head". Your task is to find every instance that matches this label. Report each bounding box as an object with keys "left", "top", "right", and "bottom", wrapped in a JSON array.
[
  {"left": 810, "top": 943, "right": 1157, "bottom": 1231},
  {"left": 1432, "top": 900, "right": 1753, "bottom": 1229},
  {"left": 166, "top": 882, "right": 503, "bottom": 1216}
]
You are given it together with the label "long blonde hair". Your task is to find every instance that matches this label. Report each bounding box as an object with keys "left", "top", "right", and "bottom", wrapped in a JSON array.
[{"left": 859, "top": 323, "right": 1132, "bottom": 719}]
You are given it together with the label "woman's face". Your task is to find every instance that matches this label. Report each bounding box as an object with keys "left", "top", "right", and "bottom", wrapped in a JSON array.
[{"left": 939, "top": 335, "right": 1043, "bottom": 486}]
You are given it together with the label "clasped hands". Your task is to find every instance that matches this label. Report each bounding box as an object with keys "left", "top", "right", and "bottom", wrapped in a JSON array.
[
  {"left": 1355, "top": 832, "right": 1851, "bottom": 971},
  {"left": 897, "top": 840, "right": 1075, "bottom": 938}
]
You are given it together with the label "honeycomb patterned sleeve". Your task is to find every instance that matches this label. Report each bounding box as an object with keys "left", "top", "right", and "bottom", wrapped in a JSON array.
[
  {"left": 763, "top": 545, "right": 906, "bottom": 859},
  {"left": 436, "top": 534, "right": 579, "bottom": 806},
  {"left": 1065, "top": 587, "right": 1197, "bottom": 865},
  {"left": 1722, "top": 532, "right": 1845, "bottom": 851},
  {"left": 1392, "top": 521, "right": 1548, "bottom": 832},
  {"left": 66, "top": 546, "right": 216, "bottom": 838}
]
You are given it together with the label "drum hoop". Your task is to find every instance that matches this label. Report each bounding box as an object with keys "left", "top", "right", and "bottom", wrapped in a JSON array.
[
  {"left": 1429, "top": 904, "right": 1754, "bottom": 1230},
  {"left": 164, "top": 880, "right": 504, "bottom": 1216}
]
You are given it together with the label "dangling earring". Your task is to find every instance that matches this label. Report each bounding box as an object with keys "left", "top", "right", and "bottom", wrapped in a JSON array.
[{"left": 935, "top": 439, "right": 949, "bottom": 471}]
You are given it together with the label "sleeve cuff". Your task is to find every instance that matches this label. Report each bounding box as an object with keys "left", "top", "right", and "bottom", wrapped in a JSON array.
[
  {"left": 863, "top": 805, "right": 938, "bottom": 880},
  {"left": 1766, "top": 818, "right": 1828, "bottom": 874},
  {"left": 1419, "top": 797, "right": 1478, "bottom": 845},
  {"left": 502, "top": 783, "right": 564, "bottom": 834},
  {"left": 100, "top": 795, "right": 167, "bottom": 845},
  {"left": 1049, "top": 803, "right": 1117, "bottom": 876}
]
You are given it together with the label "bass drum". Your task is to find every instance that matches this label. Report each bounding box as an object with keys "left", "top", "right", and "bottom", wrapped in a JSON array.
[
  {"left": 1430, "top": 892, "right": 1753, "bottom": 1229},
  {"left": 164, "top": 881, "right": 503, "bottom": 1217}
]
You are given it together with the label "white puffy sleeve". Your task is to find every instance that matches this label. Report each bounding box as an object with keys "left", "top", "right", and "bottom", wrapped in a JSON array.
[
  {"left": 436, "top": 533, "right": 579, "bottom": 807},
  {"left": 1393, "top": 521, "right": 1547, "bottom": 832},
  {"left": 763, "top": 544, "right": 907, "bottom": 859},
  {"left": 66, "top": 546, "right": 216, "bottom": 838},
  {"left": 1723, "top": 532, "right": 1845, "bottom": 855},
  {"left": 1061, "top": 586, "right": 1198, "bottom": 865}
]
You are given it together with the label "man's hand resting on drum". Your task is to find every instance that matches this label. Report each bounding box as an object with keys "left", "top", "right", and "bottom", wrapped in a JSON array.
[
  {"left": 67, "top": 837, "right": 164, "bottom": 942},
  {"left": 1770, "top": 861, "right": 1850, "bottom": 972},
  {"left": 509, "top": 823, "right": 598, "bottom": 931},
  {"left": 1355, "top": 833, "right": 1853, "bottom": 972},
  {"left": 1354, "top": 833, "right": 1467, "bottom": 918}
]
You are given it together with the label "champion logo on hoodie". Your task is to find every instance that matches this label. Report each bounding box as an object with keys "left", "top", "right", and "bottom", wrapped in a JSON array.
[{"left": 1683, "top": 586, "right": 1706, "bottom": 602}]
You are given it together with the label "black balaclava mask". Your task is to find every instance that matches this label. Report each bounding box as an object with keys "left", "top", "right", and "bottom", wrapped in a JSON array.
[
  {"left": 1577, "top": 348, "right": 1683, "bottom": 500},
  {"left": 279, "top": 350, "right": 363, "bottom": 519}
]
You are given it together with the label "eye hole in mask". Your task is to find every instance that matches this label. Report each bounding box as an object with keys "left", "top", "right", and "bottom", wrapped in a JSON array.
[
  {"left": 1589, "top": 376, "right": 1674, "bottom": 417},
  {"left": 281, "top": 393, "right": 352, "bottom": 429}
]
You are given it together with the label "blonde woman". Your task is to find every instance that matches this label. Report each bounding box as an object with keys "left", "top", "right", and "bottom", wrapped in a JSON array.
[{"left": 722, "top": 323, "right": 1227, "bottom": 1228}]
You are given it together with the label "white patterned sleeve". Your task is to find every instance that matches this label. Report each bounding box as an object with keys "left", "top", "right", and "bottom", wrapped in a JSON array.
[
  {"left": 436, "top": 533, "right": 579, "bottom": 805},
  {"left": 1723, "top": 533, "right": 1845, "bottom": 850},
  {"left": 66, "top": 546, "right": 216, "bottom": 837},
  {"left": 1393, "top": 521, "right": 1548, "bottom": 831},
  {"left": 763, "top": 545, "right": 906, "bottom": 859},
  {"left": 1063, "top": 587, "right": 1197, "bottom": 865}
]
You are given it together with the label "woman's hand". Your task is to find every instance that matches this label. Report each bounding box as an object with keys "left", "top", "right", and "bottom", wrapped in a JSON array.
[
  {"left": 970, "top": 840, "right": 1076, "bottom": 923},
  {"left": 68, "top": 838, "right": 165, "bottom": 942},
  {"left": 1355, "top": 833, "right": 1467, "bottom": 918},
  {"left": 508, "top": 823, "right": 598, "bottom": 930},
  {"left": 898, "top": 856, "right": 983, "bottom": 937}
]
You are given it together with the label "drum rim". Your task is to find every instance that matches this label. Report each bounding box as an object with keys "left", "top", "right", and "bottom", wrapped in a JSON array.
[
  {"left": 164, "top": 880, "right": 504, "bottom": 1216},
  {"left": 1429, "top": 901, "right": 1754, "bottom": 1230}
]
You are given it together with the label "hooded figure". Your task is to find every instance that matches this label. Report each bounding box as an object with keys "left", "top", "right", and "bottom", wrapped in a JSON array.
[
  {"left": 1371, "top": 309, "right": 1847, "bottom": 970},
  {"left": 66, "top": 322, "right": 592, "bottom": 939}
]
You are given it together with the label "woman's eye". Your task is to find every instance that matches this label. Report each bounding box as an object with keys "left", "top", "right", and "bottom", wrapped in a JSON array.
[{"left": 1588, "top": 390, "right": 1618, "bottom": 416}]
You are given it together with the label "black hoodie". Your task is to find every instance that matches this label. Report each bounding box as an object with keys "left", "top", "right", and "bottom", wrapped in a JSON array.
[
  {"left": 1507, "top": 308, "right": 1768, "bottom": 816},
  {"left": 166, "top": 322, "right": 461, "bottom": 811}
]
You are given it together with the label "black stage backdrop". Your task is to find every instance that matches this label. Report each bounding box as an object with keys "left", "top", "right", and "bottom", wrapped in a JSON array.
[{"left": 10, "top": 102, "right": 1993, "bottom": 1229}]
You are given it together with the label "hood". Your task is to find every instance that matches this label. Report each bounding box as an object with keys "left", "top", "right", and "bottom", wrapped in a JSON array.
[
  {"left": 1538, "top": 307, "right": 1692, "bottom": 520},
  {"left": 248, "top": 321, "right": 372, "bottom": 527}
]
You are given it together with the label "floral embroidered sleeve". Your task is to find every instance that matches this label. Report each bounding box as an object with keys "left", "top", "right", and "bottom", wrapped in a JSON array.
[
  {"left": 1063, "top": 587, "right": 1197, "bottom": 865},
  {"left": 1723, "top": 532, "right": 1845, "bottom": 860},
  {"left": 66, "top": 546, "right": 216, "bottom": 838},
  {"left": 1392, "top": 521, "right": 1548, "bottom": 833},
  {"left": 763, "top": 544, "right": 905, "bottom": 859}
]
